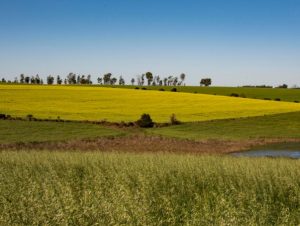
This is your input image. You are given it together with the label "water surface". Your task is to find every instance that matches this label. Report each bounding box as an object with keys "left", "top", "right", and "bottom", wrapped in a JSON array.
[{"left": 231, "top": 142, "right": 300, "bottom": 159}]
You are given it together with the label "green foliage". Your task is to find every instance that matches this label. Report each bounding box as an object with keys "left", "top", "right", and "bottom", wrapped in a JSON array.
[
  {"left": 200, "top": 78, "right": 212, "bottom": 86},
  {"left": 136, "top": 114, "right": 154, "bottom": 128},
  {"left": 170, "top": 113, "right": 181, "bottom": 125},
  {"left": 0, "top": 152, "right": 299, "bottom": 225}
]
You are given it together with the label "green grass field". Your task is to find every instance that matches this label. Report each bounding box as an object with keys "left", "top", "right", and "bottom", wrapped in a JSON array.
[
  {"left": 2, "top": 84, "right": 300, "bottom": 122},
  {"left": 0, "top": 152, "right": 299, "bottom": 226},
  {"left": 2, "top": 111, "right": 300, "bottom": 144},
  {"left": 0, "top": 120, "right": 124, "bottom": 144},
  {"left": 150, "top": 111, "right": 300, "bottom": 140},
  {"left": 111, "top": 85, "right": 300, "bottom": 102}
]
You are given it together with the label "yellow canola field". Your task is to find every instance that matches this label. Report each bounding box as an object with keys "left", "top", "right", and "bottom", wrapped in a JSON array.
[{"left": 1, "top": 85, "right": 300, "bottom": 122}]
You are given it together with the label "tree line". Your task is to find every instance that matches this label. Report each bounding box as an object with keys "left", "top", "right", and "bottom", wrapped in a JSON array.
[{"left": 0, "top": 72, "right": 213, "bottom": 86}]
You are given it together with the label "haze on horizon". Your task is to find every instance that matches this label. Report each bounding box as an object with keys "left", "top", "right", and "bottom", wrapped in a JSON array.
[{"left": 0, "top": 0, "right": 299, "bottom": 86}]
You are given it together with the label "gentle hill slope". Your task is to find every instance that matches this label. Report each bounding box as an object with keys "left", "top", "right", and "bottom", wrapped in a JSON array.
[
  {"left": 150, "top": 111, "right": 300, "bottom": 140},
  {"left": 1, "top": 85, "right": 300, "bottom": 122},
  {"left": 111, "top": 85, "right": 300, "bottom": 102}
]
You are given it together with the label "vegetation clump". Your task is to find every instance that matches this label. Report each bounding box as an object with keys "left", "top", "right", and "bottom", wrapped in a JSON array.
[
  {"left": 230, "top": 93, "right": 239, "bottom": 97},
  {"left": 170, "top": 114, "right": 181, "bottom": 125},
  {"left": 171, "top": 87, "right": 177, "bottom": 92},
  {"left": 136, "top": 114, "right": 154, "bottom": 128}
]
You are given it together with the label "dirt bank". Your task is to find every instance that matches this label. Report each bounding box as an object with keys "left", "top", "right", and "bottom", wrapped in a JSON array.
[{"left": 1, "top": 135, "right": 300, "bottom": 154}]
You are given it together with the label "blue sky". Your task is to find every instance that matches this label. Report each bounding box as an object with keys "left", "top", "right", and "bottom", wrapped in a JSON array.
[{"left": 0, "top": 0, "right": 299, "bottom": 86}]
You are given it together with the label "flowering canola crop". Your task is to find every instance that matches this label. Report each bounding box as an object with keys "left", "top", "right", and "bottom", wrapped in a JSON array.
[{"left": 1, "top": 85, "right": 300, "bottom": 122}]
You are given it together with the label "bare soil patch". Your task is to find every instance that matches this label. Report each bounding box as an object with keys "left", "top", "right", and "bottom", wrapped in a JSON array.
[{"left": 2, "top": 135, "right": 300, "bottom": 154}]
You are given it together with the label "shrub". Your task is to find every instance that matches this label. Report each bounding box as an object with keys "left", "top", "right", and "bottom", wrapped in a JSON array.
[
  {"left": 170, "top": 114, "right": 181, "bottom": 125},
  {"left": 159, "top": 88, "right": 165, "bottom": 91},
  {"left": 294, "top": 100, "right": 299, "bottom": 103},
  {"left": 274, "top": 98, "right": 281, "bottom": 101},
  {"left": 264, "top": 98, "right": 271, "bottom": 100},
  {"left": 26, "top": 114, "right": 34, "bottom": 121},
  {"left": 240, "top": 93, "right": 246, "bottom": 98},
  {"left": 230, "top": 93, "right": 239, "bottom": 97},
  {"left": 0, "top": 114, "right": 6, "bottom": 119},
  {"left": 141, "top": 87, "right": 147, "bottom": 90},
  {"left": 134, "top": 87, "right": 139, "bottom": 89},
  {"left": 136, "top": 114, "right": 154, "bottom": 128},
  {"left": 171, "top": 88, "right": 177, "bottom": 92}
]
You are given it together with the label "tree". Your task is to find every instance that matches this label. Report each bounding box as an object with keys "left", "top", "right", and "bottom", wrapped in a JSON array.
[
  {"left": 20, "top": 74, "right": 25, "bottom": 83},
  {"left": 110, "top": 77, "right": 117, "bottom": 85},
  {"left": 97, "top": 77, "right": 103, "bottom": 85},
  {"left": 200, "top": 78, "right": 212, "bottom": 87},
  {"left": 180, "top": 73, "right": 186, "bottom": 85},
  {"left": 145, "top": 72, "right": 153, "bottom": 86},
  {"left": 56, "top": 75, "right": 62, "bottom": 85},
  {"left": 87, "top": 75, "right": 92, "bottom": 84},
  {"left": 79, "top": 75, "right": 86, "bottom": 84},
  {"left": 131, "top": 78, "right": 135, "bottom": 85},
  {"left": 35, "top": 74, "right": 41, "bottom": 84},
  {"left": 67, "top": 73, "right": 76, "bottom": 84},
  {"left": 119, "top": 76, "right": 125, "bottom": 85},
  {"left": 172, "top": 77, "right": 178, "bottom": 86},
  {"left": 163, "top": 78, "right": 168, "bottom": 86},
  {"left": 167, "top": 76, "right": 173, "bottom": 86},
  {"left": 47, "top": 75, "right": 55, "bottom": 85},
  {"left": 103, "top": 73, "right": 112, "bottom": 85},
  {"left": 30, "top": 76, "right": 36, "bottom": 84},
  {"left": 141, "top": 74, "right": 145, "bottom": 86},
  {"left": 277, "top": 84, "right": 288, "bottom": 88},
  {"left": 24, "top": 76, "right": 30, "bottom": 84}
]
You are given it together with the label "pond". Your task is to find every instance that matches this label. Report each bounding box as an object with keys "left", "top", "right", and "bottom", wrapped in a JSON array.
[{"left": 231, "top": 142, "right": 300, "bottom": 159}]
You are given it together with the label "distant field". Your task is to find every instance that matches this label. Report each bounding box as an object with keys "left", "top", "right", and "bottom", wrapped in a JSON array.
[
  {"left": 1, "top": 152, "right": 299, "bottom": 225},
  {"left": 110, "top": 85, "right": 300, "bottom": 102},
  {"left": 2, "top": 85, "right": 300, "bottom": 122},
  {"left": 150, "top": 111, "right": 300, "bottom": 140},
  {"left": 0, "top": 120, "right": 124, "bottom": 144}
]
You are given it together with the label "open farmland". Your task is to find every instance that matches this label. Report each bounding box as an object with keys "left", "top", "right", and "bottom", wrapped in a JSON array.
[
  {"left": 1, "top": 84, "right": 300, "bottom": 122},
  {"left": 0, "top": 120, "right": 125, "bottom": 144},
  {"left": 112, "top": 85, "right": 300, "bottom": 102},
  {"left": 150, "top": 111, "right": 300, "bottom": 140}
]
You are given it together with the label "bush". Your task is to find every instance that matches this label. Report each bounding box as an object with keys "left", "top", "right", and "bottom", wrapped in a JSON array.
[
  {"left": 264, "top": 98, "right": 271, "bottom": 100},
  {"left": 0, "top": 114, "right": 6, "bottom": 119},
  {"left": 136, "top": 114, "right": 154, "bottom": 128},
  {"left": 294, "top": 100, "right": 299, "bottom": 103},
  {"left": 159, "top": 88, "right": 165, "bottom": 91},
  {"left": 230, "top": 93, "right": 239, "bottom": 97},
  {"left": 171, "top": 88, "right": 177, "bottom": 92},
  {"left": 141, "top": 87, "right": 147, "bottom": 90},
  {"left": 26, "top": 114, "right": 34, "bottom": 121},
  {"left": 170, "top": 114, "right": 181, "bottom": 125},
  {"left": 240, "top": 93, "right": 246, "bottom": 98},
  {"left": 134, "top": 87, "right": 139, "bottom": 89},
  {"left": 274, "top": 98, "right": 281, "bottom": 101}
]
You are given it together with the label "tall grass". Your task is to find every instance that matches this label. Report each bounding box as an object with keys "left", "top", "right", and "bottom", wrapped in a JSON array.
[{"left": 0, "top": 151, "right": 299, "bottom": 225}]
